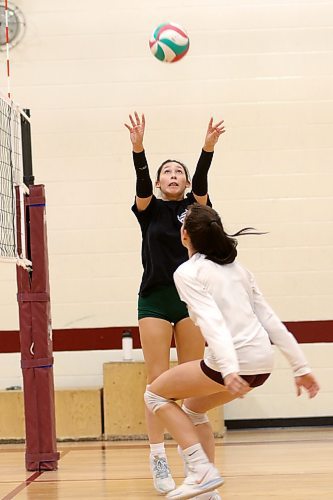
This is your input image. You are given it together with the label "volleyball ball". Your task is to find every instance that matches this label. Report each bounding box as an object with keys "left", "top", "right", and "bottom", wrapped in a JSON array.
[{"left": 149, "top": 22, "right": 190, "bottom": 63}]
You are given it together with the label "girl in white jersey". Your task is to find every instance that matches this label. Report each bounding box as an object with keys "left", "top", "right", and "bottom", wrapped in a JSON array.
[
  {"left": 145, "top": 204, "right": 320, "bottom": 500},
  {"left": 125, "top": 113, "right": 225, "bottom": 497}
]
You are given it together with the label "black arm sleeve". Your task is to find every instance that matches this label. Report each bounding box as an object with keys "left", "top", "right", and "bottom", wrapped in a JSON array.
[
  {"left": 133, "top": 150, "right": 153, "bottom": 198},
  {"left": 191, "top": 150, "right": 214, "bottom": 196}
]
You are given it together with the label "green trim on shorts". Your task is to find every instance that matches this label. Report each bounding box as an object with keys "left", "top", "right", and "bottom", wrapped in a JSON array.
[{"left": 138, "top": 284, "right": 189, "bottom": 324}]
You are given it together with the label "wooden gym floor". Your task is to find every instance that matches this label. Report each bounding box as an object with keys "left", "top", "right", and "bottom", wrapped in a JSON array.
[{"left": 1, "top": 427, "right": 332, "bottom": 499}]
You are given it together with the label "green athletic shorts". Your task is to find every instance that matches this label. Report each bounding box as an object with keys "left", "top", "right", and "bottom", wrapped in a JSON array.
[{"left": 138, "top": 284, "right": 189, "bottom": 324}]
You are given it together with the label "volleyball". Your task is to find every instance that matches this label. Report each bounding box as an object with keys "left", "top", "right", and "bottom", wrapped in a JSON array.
[{"left": 149, "top": 22, "right": 190, "bottom": 63}]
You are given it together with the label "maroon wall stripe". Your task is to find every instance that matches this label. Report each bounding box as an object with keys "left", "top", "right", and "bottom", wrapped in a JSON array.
[
  {"left": 284, "top": 321, "right": 332, "bottom": 344},
  {"left": 0, "top": 321, "right": 332, "bottom": 353}
]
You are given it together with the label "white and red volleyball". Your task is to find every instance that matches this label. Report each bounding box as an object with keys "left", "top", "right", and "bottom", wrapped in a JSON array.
[{"left": 149, "top": 22, "right": 190, "bottom": 63}]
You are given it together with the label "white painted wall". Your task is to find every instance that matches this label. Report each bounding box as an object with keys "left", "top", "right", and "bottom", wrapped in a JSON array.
[{"left": 0, "top": 0, "right": 332, "bottom": 420}]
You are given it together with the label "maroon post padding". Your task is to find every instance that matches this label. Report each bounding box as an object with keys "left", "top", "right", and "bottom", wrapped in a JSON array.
[{"left": 16, "top": 185, "right": 59, "bottom": 471}]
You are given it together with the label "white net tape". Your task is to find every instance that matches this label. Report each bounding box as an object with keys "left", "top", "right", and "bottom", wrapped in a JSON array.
[{"left": 0, "top": 92, "right": 30, "bottom": 268}]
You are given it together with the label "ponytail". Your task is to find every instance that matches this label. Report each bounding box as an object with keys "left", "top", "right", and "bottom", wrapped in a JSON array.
[{"left": 184, "top": 204, "right": 265, "bottom": 265}]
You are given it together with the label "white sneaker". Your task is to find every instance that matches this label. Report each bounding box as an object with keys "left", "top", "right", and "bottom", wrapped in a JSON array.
[
  {"left": 166, "top": 462, "right": 224, "bottom": 500},
  {"left": 194, "top": 491, "right": 221, "bottom": 500},
  {"left": 176, "top": 447, "right": 221, "bottom": 499},
  {"left": 150, "top": 454, "right": 176, "bottom": 494}
]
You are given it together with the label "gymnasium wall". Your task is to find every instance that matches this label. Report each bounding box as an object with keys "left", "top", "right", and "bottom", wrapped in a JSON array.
[{"left": 0, "top": 0, "right": 332, "bottom": 422}]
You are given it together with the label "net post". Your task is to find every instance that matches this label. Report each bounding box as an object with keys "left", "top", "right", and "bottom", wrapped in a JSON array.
[{"left": 16, "top": 110, "right": 59, "bottom": 471}]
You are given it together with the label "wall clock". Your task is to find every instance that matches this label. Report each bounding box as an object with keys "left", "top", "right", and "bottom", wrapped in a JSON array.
[{"left": 0, "top": 2, "right": 25, "bottom": 50}]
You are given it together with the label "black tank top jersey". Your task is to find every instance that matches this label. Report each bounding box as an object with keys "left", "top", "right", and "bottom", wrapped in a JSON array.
[{"left": 132, "top": 192, "right": 212, "bottom": 296}]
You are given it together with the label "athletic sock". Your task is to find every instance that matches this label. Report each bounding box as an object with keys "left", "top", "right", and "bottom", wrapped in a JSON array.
[
  {"left": 182, "top": 443, "right": 209, "bottom": 466},
  {"left": 150, "top": 442, "right": 166, "bottom": 457}
]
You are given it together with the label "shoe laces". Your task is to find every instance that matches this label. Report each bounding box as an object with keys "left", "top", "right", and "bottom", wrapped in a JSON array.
[{"left": 152, "top": 456, "right": 170, "bottom": 479}]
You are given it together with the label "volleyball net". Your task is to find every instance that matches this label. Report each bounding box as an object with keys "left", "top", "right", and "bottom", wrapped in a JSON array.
[{"left": 0, "top": 93, "right": 30, "bottom": 267}]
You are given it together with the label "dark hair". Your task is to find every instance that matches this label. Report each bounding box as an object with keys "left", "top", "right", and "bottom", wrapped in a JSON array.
[
  {"left": 156, "top": 159, "right": 191, "bottom": 182},
  {"left": 184, "top": 204, "right": 263, "bottom": 265}
]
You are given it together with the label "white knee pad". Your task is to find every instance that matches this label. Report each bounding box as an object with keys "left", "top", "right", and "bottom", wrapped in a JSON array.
[
  {"left": 144, "top": 388, "right": 174, "bottom": 414},
  {"left": 182, "top": 404, "right": 209, "bottom": 425}
]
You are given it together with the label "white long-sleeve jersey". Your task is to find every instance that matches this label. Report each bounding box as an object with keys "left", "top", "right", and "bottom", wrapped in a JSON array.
[{"left": 174, "top": 253, "right": 311, "bottom": 378}]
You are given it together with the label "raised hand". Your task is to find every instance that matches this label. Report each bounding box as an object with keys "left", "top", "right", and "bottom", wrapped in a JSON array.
[
  {"left": 203, "top": 118, "right": 225, "bottom": 152},
  {"left": 295, "top": 373, "right": 320, "bottom": 399},
  {"left": 124, "top": 111, "right": 145, "bottom": 153}
]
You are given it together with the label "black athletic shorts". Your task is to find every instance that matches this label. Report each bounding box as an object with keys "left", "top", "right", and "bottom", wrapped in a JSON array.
[{"left": 200, "top": 360, "right": 270, "bottom": 388}]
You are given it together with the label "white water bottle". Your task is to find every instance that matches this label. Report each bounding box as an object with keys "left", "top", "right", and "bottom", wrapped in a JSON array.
[{"left": 122, "top": 330, "right": 133, "bottom": 361}]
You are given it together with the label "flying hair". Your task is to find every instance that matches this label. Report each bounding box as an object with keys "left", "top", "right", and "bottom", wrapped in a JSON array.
[{"left": 183, "top": 204, "right": 266, "bottom": 265}]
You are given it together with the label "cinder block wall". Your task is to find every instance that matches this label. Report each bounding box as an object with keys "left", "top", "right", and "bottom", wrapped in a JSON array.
[{"left": 0, "top": 0, "right": 332, "bottom": 421}]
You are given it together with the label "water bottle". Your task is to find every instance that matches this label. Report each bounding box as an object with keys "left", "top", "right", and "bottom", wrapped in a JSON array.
[{"left": 122, "top": 330, "right": 133, "bottom": 361}]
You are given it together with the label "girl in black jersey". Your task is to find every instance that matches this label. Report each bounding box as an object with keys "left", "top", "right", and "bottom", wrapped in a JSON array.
[{"left": 125, "top": 111, "right": 225, "bottom": 496}]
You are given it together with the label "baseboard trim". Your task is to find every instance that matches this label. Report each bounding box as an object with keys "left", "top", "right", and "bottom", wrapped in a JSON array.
[{"left": 225, "top": 416, "right": 333, "bottom": 429}]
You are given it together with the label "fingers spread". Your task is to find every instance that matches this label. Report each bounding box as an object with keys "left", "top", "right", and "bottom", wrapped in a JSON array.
[
  {"left": 129, "top": 114, "right": 136, "bottom": 127},
  {"left": 214, "top": 120, "right": 224, "bottom": 128},
  {"left": 207, "top": 117, "right": 213, "bottom": 130}
]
